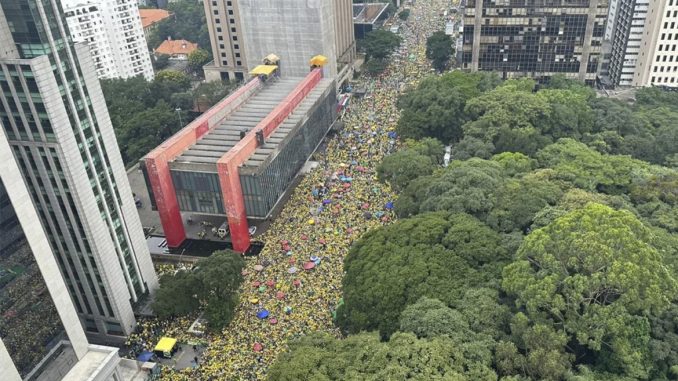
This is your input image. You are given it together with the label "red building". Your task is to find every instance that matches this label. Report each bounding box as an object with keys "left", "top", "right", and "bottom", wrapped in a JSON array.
[{"left": 142, "top": 69, "right": 336, "bottom": 252}]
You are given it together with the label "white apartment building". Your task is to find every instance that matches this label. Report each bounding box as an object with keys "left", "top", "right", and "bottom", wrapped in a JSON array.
[
  {"left": 607, "top": 0, "right": 678, "bottom": 87},
  {"left": 63, "top": 0, "right": 154, "bottom": 81},
  {"left": 633, "top": 0, "right": 678, "bottom": 86},
  {"left": 607, "top": 0, "right": 649, "bottom": 85}
]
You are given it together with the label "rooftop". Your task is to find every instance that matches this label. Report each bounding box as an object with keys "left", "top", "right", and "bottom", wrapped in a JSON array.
[
  {"left": 155, "top": 39, "right": 198, "bottom": 57},
  {"left": 139, "top": 8, "right": 171, "bottom": 29},
  {"left": 353, "top": 3, "right": 390, "bottom": 24},
  {"left": 171, "top": 77, "right": 333, "bottom": 171}
]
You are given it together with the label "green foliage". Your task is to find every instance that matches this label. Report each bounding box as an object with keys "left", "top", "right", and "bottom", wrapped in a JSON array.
[
  {"left": 502, "top": 204, "right": 677, "bottom": 378},
  {"left": 360, "top": 29, "right": 402, "bottom": 61},
  {"left": 151, "top": 251, "right": 244, "bottom": 331},
  {"left": 153, "top": 270, "right": 202, "bottom": 319},
  {"left": 267, "top": 332, "right": 497, "bottom": 381},
  {"left": 187, "top": 48, "right": 211, "bottom": 75},
  {"left": 153, "top": 53, "right": 170, "bottom": 70},
  {"left": 102, "top": 71, "right": 239, "bottom": 165},
  {"left": 376, "top": 138, "right": 442, "bottom": 191},
  {"left": 398, "top": 8, "right": 410, "bottom": 20},
  {"left": 397, "top": 71, "right": 501, "bottom": 143},
  {"left": 337, "top": 212, "right": 510, "bottom": 338},
  {"left": 395, "top": 158, "right": 504, "bottom": 219},
  {"left": 426, "top": 31, "right": 454, "bottom": 71},
  {"left": 147, "top": 0, "right": 211, "bottom": 53}
]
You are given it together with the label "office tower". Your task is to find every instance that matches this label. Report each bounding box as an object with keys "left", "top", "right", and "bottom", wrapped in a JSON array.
[
  {"left": 203, "top": 0, "right": 249, "bottom": 81},
  {"left": 63, "top": 0, "right": 155, "bottom": 81},
  {"left": 462, "top": 0, "right": 609, "bottom": 84},
  {"left": 334, "top": 0, "right": 357, "bottom": 68},
  {"left": 607, "top": 0, "right": 648, "bottom": 86},
  {"left": 203, "top": 0, "right": 355, "bottom": 81},
  {"left": 629, "top": 0, "right": 678, "bottom": 86},
  {"left": 0, "top": 129, "right": 152, "bottom": 381},
  {"left": 0, "top": 0, "right": 158, "bottom": 343}
]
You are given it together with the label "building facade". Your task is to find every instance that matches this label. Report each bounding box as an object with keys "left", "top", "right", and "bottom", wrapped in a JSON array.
[
  {"left": 462, "top": 0, "right": 609, "bottom": 84},
  {"left": 203, "top": 0, "right": 354, "bottom": 81},
  {"left": 607, "top": 0, "right": 648, "bottom": 85},
  {"left": 0, "top": 128, "right": 152, "bottom": 381},
  {"left": 0, "top": 0, "right": 157, "bottom": 343},
  {"left": 203, "top": 0, "right": 249, "bottom": 82},
  {"left": 630, "top": 0, "right": 678, "bottom": 86},
  {"left": 63, "top": 0, "right": 154, "bottom": 81}
]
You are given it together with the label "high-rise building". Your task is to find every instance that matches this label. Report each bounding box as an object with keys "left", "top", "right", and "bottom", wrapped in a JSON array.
[
  {"left": 603, "top": 0, "right": 678, "bottom": 87},
  {"left": 62, "top": 0, "right": 155, "bottom": 81},
  {"left": 606, "top": 0, "right": 648, "bottom": 86},
  {"left": 462, "top": 0, "right": 609, "bottom": 84},
  {"left": 0, "top": 0, "right": 158, "bottom": 343},
  {"left": 203, "top": 0, "right": 355, "bottom": 81},
  {"left": 629, "top": 0, "right": 678, "bottom": 86},
  {"left": 0, "top": 129, "right": 153, "bottom": 381}
]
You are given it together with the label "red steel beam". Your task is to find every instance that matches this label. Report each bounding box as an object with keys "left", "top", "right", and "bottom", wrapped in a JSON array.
[
  {"left": 143, "top": 78, "right": 262, "bottom": 248},
  {"left": 217, "top": 69, "right": 323, "bottom": 252}
]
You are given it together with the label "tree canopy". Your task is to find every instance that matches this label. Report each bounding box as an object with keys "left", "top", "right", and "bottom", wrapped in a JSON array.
[
  {"left": 152, "top": 251, "right": 245, "bottom": 331},
  {"left": 269, "top": 74, "right": 678, "bottom": 381},
  {"left": 426, "top": 31, "right": 454, "bottom": 71}
]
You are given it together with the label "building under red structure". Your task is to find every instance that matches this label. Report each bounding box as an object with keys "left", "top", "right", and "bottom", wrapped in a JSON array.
[{"left": 142, "top": 69, "right": 337, "bottom": 252}]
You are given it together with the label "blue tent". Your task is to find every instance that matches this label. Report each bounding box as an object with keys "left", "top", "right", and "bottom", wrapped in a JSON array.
[
  {"left": 136, "top": 351, "right": 154, "bottom": 362},
  {"left": 385, "top": 202, "right": 394, "bottom": 210},
  {"left": 257, "top": 310, "right": 269, "bottom": 319}
]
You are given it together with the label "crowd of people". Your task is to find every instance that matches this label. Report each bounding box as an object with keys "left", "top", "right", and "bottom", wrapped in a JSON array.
[{"left": 127, "top": 1, "right": 449, "bottom": 379}]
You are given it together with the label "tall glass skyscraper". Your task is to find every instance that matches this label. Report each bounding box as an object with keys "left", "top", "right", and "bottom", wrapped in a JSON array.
[{"left": 0, "top": 0, "right": 157, "bottom": 343}]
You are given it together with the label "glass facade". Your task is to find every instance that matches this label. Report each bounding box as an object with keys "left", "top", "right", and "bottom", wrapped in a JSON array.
[
  {"left": 0, "top": 178, "right": 77, "bottom": 379},
  {"left": 462, "top": 0, "right": 608, "bottom": 83}
]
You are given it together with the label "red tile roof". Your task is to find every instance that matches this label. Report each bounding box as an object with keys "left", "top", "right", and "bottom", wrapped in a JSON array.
[
  {"left": 155, "top": 39, "right": 198, "bottom": 56},
  {"left": 139, "top": 9, "right": 171, "bottom": 30}
]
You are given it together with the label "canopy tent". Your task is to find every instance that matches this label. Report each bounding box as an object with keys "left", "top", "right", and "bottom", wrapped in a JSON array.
[
  {"left": 154, "top": 337, "right": 177, "bottom": 358},
  {"left": 309, "top": 55, "right": 329, "bottom": 67},
  {"left": 249, "top": 65, "right": 278, "bottom": 77}
]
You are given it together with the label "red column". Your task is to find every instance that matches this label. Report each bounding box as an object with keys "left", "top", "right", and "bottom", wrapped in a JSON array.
[
  {"left": 145, "top": 156, "right": 186, "bottom": 248},
  {"left": 217, "top": 160, "right": 250, "bottom": 252}
]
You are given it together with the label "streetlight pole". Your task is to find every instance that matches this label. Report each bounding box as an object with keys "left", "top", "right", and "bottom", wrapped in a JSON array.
[{"left": 175, "top": 108, "right": 183, "bottom": 128}]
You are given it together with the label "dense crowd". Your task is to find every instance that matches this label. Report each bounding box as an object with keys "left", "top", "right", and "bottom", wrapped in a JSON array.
[{"left": 127, "top": 1, "right": 448, "bottom": 379}]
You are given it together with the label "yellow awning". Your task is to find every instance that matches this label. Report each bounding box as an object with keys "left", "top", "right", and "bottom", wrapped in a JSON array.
[
  {"left": 154, "top": 337, "right": 177, "bottom": 353},
  {"left": 264, "top": 54, "right": 280, "bottom": 64},
  {"left": 309, "top": 55, "right": 329, "bottom": 66},
  {"left": 249, "top": 65, "right": 278, "bottom": 76}
]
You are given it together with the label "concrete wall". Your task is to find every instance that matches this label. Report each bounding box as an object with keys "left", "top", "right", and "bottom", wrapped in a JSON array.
[{"left": 238, "top": 0, "right": 338, "bottom": 78}]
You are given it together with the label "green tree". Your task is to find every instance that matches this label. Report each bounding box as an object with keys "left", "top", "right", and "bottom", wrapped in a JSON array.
[
  {"left": 338, "top": 212, "right": 509, "bottom": 337},
  {"left": 376, "top": 138, "right": 442, "bottom": 191},
  {"left": 267, "top": 332, "right": 497, "bottom": 381},
  {"left": 187, "top": 48, "right": 210, "bottom": 75},
  {"left": 360, "top": 29, "right": 402, "bottom": 60},
  {"left": 398, "top": 8, "right": 410, "bottom": 20},
  {"left": 150, "top": 251, "right": 244, "bottom": 331},
  {"left": 192, "top": 80, "right": 239, "bottom": 110},
  {"left": 152, "top": 270, "right": 202, "bottom": 319},
  {"left": 426, "top": 31, "right": 454, "bottom": 71},
  {"left": 153, "top": 53, "right": 170, "bottom": 70},
  {"left": 395, "top": 158, "right": 505, "bottom": 219},
  {"left": 397, "top": 71, "right": 500, "bottom": 143},
  {"left": 502, "top": 204, "right": 677, "bottom": 379}
]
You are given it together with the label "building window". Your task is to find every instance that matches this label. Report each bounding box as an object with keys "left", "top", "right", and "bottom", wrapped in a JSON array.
[
  {"left": 237, "top": 60, "right": 242, "bottom": 66},
  {"left": 233, "top": 36, "right": 238, "bottom": 41},
  {"left": 234, "top": 44, "right": 239, "bottom": 49},
  {"left": 230, "top": 18, "right": 235, "bottom": 24}
]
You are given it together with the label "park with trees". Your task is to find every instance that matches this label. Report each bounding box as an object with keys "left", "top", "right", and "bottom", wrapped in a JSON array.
[{"left": 268, "top": 73, "right": 678, "bottom": 380}]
